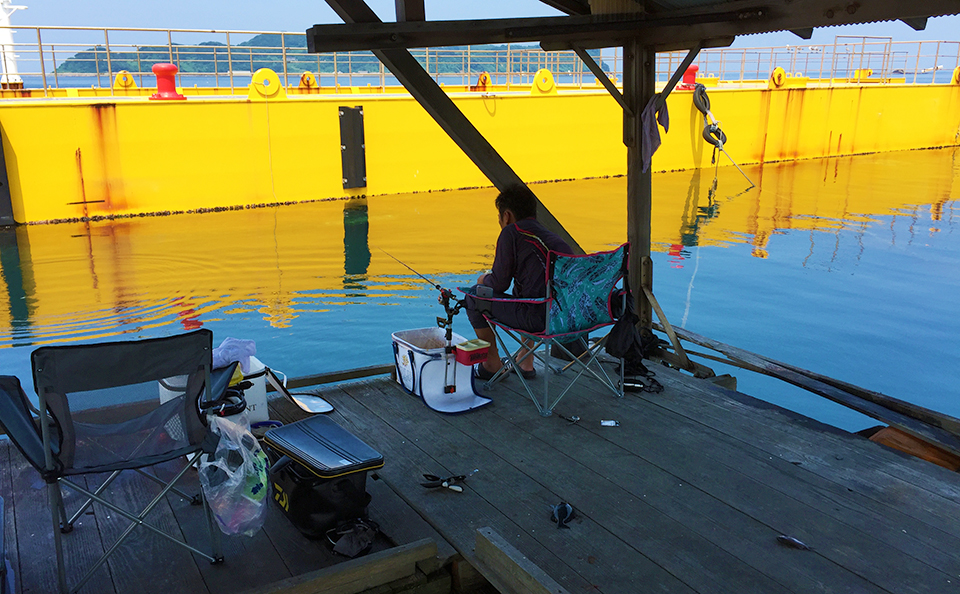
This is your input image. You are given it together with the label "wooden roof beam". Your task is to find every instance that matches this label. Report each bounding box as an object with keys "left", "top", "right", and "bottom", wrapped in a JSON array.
[
  {"left": 395, "top": 0, "right": 425, "bottom": 22},
  {"left": 307, "top": 10, "right": 761, "bottom": 53},
  {"left": 538, "top": 0, "right": 591, "bottom": 16},
  {"left": 572, "top": 44, "right": 631, "bottom": 115},
  {"left": 309, "top": 0, "right": 959, "bottom": 54}
]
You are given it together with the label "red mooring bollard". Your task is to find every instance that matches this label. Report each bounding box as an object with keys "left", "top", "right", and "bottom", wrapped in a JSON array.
[
  {"left": 150, "top": 63, "right": 186, "bottom": 100},
  {"left": 678, "top": 64, "right": 699, "bottom": 90}
]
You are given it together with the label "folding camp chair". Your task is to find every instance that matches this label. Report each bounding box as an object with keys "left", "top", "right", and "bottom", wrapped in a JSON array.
[
  {"left": 473, "top": 243, "right": 628, "bottom": 416},
  {"left": 0, "top": 329, "right": 236, "bottom": 594}
]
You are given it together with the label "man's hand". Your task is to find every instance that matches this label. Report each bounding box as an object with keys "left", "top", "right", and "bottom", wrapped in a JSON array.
[{"left": 477, "top": 273, "right": 489, "bottom": 285}]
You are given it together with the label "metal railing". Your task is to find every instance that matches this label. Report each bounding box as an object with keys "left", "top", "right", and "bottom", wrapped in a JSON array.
[
  {"left": 0, "top": 26, "right": 957, "bottom": 94},
  {"left": 658, "top": 36, "right": 960, "bottom": 84}
]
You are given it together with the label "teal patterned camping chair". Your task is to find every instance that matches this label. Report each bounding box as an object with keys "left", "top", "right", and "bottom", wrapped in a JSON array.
[{"left": 480, "top": 243, "right": 628, "bottom": 416}]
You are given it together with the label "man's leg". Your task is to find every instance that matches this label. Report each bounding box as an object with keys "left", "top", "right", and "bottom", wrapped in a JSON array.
[
  {"left": 465, "top": 290, "right": 538, "bottom": 374},
  {"left": 474, "top": 325, "right": 503, "bottom": 373}
]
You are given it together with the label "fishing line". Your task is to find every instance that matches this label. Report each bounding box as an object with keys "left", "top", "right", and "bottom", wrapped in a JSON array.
[{"left": 378, "top": 248, "right": 444, "bottom": 291}]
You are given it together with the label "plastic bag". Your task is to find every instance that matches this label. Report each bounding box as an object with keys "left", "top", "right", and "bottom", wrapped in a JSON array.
[
  {"left": 212, "top": 337, "right": 256, "bottom": 374},
  {"left": 198, "top": 412, "right": 269, "bottom": 536}
]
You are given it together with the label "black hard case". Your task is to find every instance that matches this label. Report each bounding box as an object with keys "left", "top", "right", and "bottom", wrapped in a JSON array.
[{"left": 262, "top": 415, "right": 384, "bottom": 538}]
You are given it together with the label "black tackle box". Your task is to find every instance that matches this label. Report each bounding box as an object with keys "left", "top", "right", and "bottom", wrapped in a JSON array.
[{"left": 262, "top": 415, "right": 384, "bottom": 539}]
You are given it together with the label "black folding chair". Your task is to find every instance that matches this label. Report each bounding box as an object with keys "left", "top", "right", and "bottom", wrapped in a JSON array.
[{"left": 0, "top": 329, "right": 235, "bottom": 594}]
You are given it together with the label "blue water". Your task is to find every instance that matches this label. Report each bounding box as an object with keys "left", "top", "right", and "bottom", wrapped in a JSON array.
[{"left": 0, "top": 148, "right": 957, "bottom": 432}]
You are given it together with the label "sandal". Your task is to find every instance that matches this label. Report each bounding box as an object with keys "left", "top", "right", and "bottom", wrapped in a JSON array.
[
  {"left": 474, "top": 362, "right": 498, "bottom": 381},
  {"left": 474, "top": 361, "right": 537, "bottom": 381}
]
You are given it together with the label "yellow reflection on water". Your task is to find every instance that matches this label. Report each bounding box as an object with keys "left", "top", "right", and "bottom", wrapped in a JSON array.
[{"left": 0, "top": 147, "right": 956, "bottom": 344}]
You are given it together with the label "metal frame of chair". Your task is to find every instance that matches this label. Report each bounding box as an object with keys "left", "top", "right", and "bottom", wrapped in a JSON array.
[
  {"left": 477, "top": 243, "right": 628, "bottom": 416},
  {"left": 0, "top": 329, "right": 232, "bottom": 594}
]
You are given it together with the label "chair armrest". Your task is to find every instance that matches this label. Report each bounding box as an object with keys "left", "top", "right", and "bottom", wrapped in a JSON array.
[
  {"left": 201, "top": 362, "right": 241, "bottom": 408},
  {"left": 457, "top": 286, "right": 548, "bottom": 305}
]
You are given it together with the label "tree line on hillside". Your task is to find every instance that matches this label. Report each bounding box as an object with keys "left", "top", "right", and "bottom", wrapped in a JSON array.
[{"left": 55, "top": 33, "right": 608, "bottom": 75}]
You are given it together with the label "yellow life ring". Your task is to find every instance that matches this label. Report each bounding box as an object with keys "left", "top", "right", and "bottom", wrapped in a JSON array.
[
  {"left": 478, "top": 71, "right": 491, "bottom": 87},
  {"left": 952, "top": 66, "right": 960, "bottom": 85},
  {"left": 769, "top": 66, "right": 786, "bottom": 89}
]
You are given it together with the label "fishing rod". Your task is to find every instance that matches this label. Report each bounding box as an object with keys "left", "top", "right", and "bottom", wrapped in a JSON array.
[
  {"left": 379, "top": 248, "right": 465, "bottom": 394},
  {"left": 379, "top": 248, "right": 444, "bottom": 292}
]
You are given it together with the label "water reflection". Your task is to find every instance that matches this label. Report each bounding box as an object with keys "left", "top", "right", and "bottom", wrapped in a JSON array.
[
  {"left": 0, "top": 148, "right": 957, "bottom": 429},
  {"left": 343, "top": 198, "right": 371, "bottom": 290}
]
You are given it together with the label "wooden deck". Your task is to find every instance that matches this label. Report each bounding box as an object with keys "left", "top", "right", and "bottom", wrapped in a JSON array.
[
  {"left": 0, "top": 414, "right": 453, "bottom": 594},
  {"left": 301, "top": 363, "right": 960, "bottom": 594},
  {"left": 3, "top": 359, "right": 960, "bottom": 594}
]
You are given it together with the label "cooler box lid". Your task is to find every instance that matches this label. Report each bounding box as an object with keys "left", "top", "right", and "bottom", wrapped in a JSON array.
[{"left": 263, "top": 415, "right": 384, "bottom": 479}]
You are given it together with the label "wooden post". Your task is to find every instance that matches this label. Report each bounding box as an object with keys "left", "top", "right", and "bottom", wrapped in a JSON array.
[
  {"left": 395, "top": 0, "right": 425, "bottom": 22},
  {"left": 623, "top": 39, "right": 656, "bottom": 332}
]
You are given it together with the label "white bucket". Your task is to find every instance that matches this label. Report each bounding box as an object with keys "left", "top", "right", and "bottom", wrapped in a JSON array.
[
  {"left": 391, "top": 327, "right": 491, "bottom": 414},
  {"left": 244, "top": 356, "right": 270, "bottom": 424}
]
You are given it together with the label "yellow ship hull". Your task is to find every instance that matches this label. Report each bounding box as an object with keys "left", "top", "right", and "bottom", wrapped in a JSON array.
[{"left": 1, "top": 75, "right": 958, "bottom": 224}]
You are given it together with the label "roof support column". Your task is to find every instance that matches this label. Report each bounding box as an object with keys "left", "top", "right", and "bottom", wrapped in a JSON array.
[{"left": 623, "top": 38, "right": 655, "bottom": 334}]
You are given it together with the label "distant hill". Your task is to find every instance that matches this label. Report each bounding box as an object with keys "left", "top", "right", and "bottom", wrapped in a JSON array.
[{"left": 54, "top": 34, "right": 607, "bottom": 76}]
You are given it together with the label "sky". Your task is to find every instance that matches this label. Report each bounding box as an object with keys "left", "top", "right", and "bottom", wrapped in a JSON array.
[{"left": 8, "top": 0, "right": 960, "bottom": 48}]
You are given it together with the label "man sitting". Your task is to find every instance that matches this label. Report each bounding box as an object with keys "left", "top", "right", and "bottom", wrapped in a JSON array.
[{"left": 464, "top": 185, "right": 571, "bottom": 380}]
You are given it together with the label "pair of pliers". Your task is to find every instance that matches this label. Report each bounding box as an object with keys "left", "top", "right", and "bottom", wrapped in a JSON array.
[{"left": 420, "top": 473, "right": 466, "bottom": 492}]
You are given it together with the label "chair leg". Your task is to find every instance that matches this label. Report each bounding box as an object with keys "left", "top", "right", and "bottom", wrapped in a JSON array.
[
  {"left": 198, "top": 456, "right": 224, "bottom": 564},
  {"left": 48, "top": 482, "right": 68, "bottom": 594},
  {"left": 618, "top": 355, "right": 625, "bottom": 398},
  {"left": 541, "top": 339, "right": 552, "bottom": 416}
]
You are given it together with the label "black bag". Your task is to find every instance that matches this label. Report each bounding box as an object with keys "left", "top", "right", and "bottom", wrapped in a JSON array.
[{"left": 605, "top": 280, "right": 650, "bottom": 376}]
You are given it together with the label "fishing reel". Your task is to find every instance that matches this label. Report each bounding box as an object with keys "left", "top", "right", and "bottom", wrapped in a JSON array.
[
  {"left": 435, "top": 287, "right": 466, "bottom": 394},
  {"left": 436, "top": 288, "right": 465, "bottom": 331}
]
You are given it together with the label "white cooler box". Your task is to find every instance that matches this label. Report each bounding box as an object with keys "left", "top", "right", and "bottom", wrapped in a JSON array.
[
  {"left": 159, "top": 356, "right": 270, "bottom": 425},
  {"left": 391, "top": 327, "right": 491, "bottom": 414}
]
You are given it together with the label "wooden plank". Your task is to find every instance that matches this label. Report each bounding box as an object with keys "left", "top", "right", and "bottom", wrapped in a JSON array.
[
  {"left": 641, "top": 285, "right": 695, "bottom": 373},
  {"left": 0, "top": 441, "right": 20, "bottom": 594},
  {"left": 356, "top": 380, "right": 704, "bottom": 594},
  {"left": 474, "top": 527, "right": 570, "bottom": 594},
  {"left": 453, "top": 380, "right": 850, "bottom": 594},
  {"left": 598, "top": 368, "right": 960, "bottom": 591},
  {"left": 277, "top": 365, "right": 394, "bottom": 392},
  {"left": 88, "top": 469, "right": 208, "bottom": 594},
  {"left": 317, "top": 380, "right": 598, "bottom": 593},
  {"left": 321, "top": 0, "right": 585, "bottom": 256},
  {"left": 240, "top": 538, "right": 435, "bottom": 594},
  {"left": 669, "top": 325, "right": 960, "bottom": 437},
  {"left": 660, "top": 325, "right": 960, "bottom": 457},
  {"left": 646, "top": 364, "right": 960, "bottom": 519},
  {"left": 8, "top": 446, "right": 114, "bottom": 594},
  {"left": 269, "top": 396, "right": 454, "bottom": 573},
  {"left": 479, "top": 379, "right": 888, "bottom": 593},
  {"left": 160, "top": 461, "right": 292, "bottom": 594},
  {"left": 364, "top": 477, "right": 458, "bottom": 574}
]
